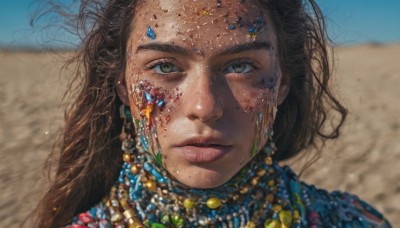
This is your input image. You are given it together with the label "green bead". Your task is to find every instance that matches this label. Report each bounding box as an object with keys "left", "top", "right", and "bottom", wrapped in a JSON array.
[
  {"left": 264, "top": 219, "right": 281, "bottom": 228},
  {"left": 160, "top": 214, "right": 170, "bottom": 224},
  {"left": 176, "top": 218, "right": 184, "bottom": 227},
  {"left": 206, "top": 197, "right": 222, "bottom": 209},
  {"left": 183, "top": 198, "right": 195, "bottom": 209},
  {"left": 279, "top": 210, "right": 292, "bottom": 225},
  {"left": 171, "top": 214, "right": 183, "bottom": 227},
  {"left": 151, "top": 223, "right": 165, "bottom": 228}
]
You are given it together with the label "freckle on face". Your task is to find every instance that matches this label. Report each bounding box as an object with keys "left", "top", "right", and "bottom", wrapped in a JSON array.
[{"left": 124, "top": 0, "right": 282, "bottom": 188}]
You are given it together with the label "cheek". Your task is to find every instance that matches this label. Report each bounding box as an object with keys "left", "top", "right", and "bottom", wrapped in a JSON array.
[
  {"left": 156, "top": 87, "right": 183, "bottom": 132},
  {"left": 127, "top": 78, "right": 169, "bottom": 132},
  {"left": 237, "top": 89, "right": 268, "bottom": 113}
]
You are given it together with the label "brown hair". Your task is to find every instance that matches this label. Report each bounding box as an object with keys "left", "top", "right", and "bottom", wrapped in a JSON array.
[{"left": 32, "top": 0, "right": 346, "bottom": 227}]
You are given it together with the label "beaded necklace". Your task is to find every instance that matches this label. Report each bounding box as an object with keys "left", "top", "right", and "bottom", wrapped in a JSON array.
[{"left": 104, "top": 130, "right": 307, "bottom": 228}]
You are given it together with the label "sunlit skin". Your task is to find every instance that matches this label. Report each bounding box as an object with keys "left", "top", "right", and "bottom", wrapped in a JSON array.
[{"left": 118, "top": 0, "right": 289, "bottom": 189}]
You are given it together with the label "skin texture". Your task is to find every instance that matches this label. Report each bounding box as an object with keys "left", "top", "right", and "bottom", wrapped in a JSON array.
[{"left": 118, "top": 0, "right": 289, "bottom": 188}]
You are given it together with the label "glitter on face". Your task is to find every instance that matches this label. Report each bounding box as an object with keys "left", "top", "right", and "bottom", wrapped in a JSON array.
[{"left": 248, "top": 17, "right": 265, "bottom": 38}]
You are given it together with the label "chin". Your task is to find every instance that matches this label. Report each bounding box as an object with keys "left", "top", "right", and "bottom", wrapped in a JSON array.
[{"left": 170, "top": 165, "right": 233, "bottom": 189}]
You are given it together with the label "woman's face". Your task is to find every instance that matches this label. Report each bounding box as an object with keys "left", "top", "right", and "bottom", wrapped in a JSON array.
[{"left": 122, "top": 0, "right": 288, "bottom": 188}]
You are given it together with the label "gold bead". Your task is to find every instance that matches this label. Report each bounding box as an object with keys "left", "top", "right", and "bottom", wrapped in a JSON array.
[
  {"left": 272, "top": 204, "right": 282, "bottom": 212},
  {"left": 110, "top": 211, "right": 123, "bottom": 223},
  {"left": 246, "top": 221, "right": 256, "bottom": 228},
  {"left": 120, "top": 199, "right": 129, "bottom": 210},
  {"left": 123, "top": 209, "right": 135, "bottom": 219},
  {"left": 257, "top": 169, "right": 266, "bottom": 176},
  {"left": 264, "top": 156, "right": 273, "bottom": 165},
  {"left": 267, "top": 180, "right": 275, "bottom": 187},
  {"left": 279, "top": 210, "right": 292, "bottom": 225},
  {"left": 206, "top": 197, "right": 222, "bottom": 209},
  {"left": 111, "top": 199, "right": 119, "bottom": 207},
  {"left": 240, "top": 186, "right": 250, "bottom": 194},
  {"left": 183, "top": 198, "right": 195, "bottom": 209},
  {"left": 293, "top": 209, "right": 300, "bottom": 219},
  {"left": 128, "top": 218, "right": 143, "bottom": 228},
  {"left": 123, "top": 153, "right": 131, "bottom": 162},
  {"left": 131, "top": 164, "right": 141, "bottom": 175},
  {"left": 251, "top": 176, "right": 260, "bottom": 186},
  {"left": 265, "top": 194, "right": 274, "bottom": 203},
  {"left": 145, "top": 180, "right": 157, "bottom": 191}
]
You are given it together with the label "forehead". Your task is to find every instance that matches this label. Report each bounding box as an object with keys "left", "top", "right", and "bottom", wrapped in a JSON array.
[{"left": 129, "top": 0, "right": 276, "bottom": 51}]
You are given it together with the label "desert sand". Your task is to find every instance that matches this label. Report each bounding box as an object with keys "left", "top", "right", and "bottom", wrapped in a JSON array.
[{"left": 0, "top": 44, "right": 399, "bottom": 226}]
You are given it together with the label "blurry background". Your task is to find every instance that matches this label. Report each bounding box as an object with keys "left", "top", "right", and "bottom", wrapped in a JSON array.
[{"left": 1, "top": 0, "right": 399, "bottom": 226}]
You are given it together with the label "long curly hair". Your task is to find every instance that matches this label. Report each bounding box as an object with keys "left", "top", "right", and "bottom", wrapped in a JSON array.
[{"left": 32, "top": 0, "right": 346, "bottom": 227}]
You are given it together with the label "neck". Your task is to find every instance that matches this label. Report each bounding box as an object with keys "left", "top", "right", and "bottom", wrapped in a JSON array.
[{"left": 106, "top": 135, "right": 301, "bottom": 227}]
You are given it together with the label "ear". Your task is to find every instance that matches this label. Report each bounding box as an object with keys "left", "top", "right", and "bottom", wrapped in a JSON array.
[
  {"left": 116, "top": 80, "right": 130, "bottom": 106},
  {"left": 277, "top": 73, "right": 290, "bottom": 105}
]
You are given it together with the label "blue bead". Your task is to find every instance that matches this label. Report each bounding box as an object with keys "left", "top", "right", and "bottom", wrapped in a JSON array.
[
  {"left": 146, "top": 26, "right": 156, "bottom": 40},
  {"left": 144, "top": 162, "right": 152, "bottom": 171},
  {"left": 140, "top": 134, "right": 149, "bottom": 151},
  {"left": 119, "top": 177, "right": 124, "bottom": 183},
  {"left": 144, "top": 91, "right": 153, "bottom": 102},
  {"left": 234, "top": 217, "right": 240, "bottom": 228},
  {"left": 158, "top": 177, "right": 167, "bottom": 183},
  {"left": 148, "top": 213, "right": 156, "bottom": 222},
  {"left": 147, "top": 203, "right": 155, "bottom": 211},
  {"left": 229, "top": 25, "right": 236, "bottom": 30},
  {"left": 156, "top": 99, "right": 165, "bottom": 108},
  {"left": 248, "top": 25, "right": 255, "bottom": 33},
  {"left": 151, "top": 169, "right": 163, "bottom": 179}
]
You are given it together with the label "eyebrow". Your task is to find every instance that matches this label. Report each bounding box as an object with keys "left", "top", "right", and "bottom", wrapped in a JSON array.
[{"left": 135, "top": 41, "right": 272, "bottom": 56}]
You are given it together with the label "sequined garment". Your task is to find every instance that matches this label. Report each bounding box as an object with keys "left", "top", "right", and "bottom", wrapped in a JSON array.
[{"left": 66, "top": 158, "right": 391, "bottom": 228}]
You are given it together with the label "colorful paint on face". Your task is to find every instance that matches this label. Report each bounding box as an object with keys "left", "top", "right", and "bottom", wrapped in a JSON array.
[
  {"left": 125, "top": 0, "right": 285, "bottom": 189},
  {"left": 131, "top": 80, "right": 168, "bottom": 166}
]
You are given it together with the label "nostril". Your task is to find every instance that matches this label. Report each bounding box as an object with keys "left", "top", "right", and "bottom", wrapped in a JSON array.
[{"left": 188, "top": 114, "right": 198, "bottom": 121}]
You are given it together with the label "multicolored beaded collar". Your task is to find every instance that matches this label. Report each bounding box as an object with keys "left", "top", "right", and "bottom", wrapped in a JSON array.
[
  {"left": 68, "top": 136, "right": 391, "bottom": 228},
  {"left": 105, "top": 130, "right": 306, "bottom": 228}
]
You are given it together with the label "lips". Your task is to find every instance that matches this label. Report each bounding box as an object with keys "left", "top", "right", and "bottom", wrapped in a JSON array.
[{"left": 175, "top": 137, "right": 232, "bottom": 163}]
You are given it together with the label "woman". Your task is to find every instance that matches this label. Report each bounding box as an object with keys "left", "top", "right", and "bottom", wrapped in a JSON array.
[{"left": 33, "top": 0, "right": 391, "bottom": 227}]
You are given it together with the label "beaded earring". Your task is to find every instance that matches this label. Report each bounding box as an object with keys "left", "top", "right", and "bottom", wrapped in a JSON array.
[
  {"left": 263, "top": 129, "right": 277, "bottom": 166},
  {"left": 119, "top": 105, "right": 137, "bottom": 164}
]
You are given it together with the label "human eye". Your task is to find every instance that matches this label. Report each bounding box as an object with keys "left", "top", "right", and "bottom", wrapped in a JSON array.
[
  {"left": 146, "top": 59, "right": 182, "bottom": 75},
  {"left": 224, "top": 60, "right": 259, "bottom": 74}
]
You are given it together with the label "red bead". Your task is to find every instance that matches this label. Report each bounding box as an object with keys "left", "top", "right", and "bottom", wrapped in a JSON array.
[{"left": 79, "top": 212, "right": 93, "bottom": 224}]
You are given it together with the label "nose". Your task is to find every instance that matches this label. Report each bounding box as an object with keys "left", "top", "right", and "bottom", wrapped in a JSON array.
[{"left": 183, "top": 73, "right": 224, "bottom": 122}]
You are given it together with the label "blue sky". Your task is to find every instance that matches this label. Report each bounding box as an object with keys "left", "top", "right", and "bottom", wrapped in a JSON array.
[{"left": 1, "top": 0, "right": 400, "bottom": 48}]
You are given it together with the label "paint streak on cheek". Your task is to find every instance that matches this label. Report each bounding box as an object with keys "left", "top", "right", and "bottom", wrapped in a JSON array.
[{"left": 131, "top": 80, "right": 168, "bottom": 128}]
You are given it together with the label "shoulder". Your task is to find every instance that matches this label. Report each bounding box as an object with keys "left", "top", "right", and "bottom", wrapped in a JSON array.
[
  {"left": 65, "top": 201, "right": 111, "bottom": 228},
  {"left": 300, "top": 183, "right": 392, "bottom": 227}
]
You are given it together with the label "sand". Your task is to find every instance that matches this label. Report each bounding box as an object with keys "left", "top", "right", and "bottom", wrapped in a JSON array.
[{"left": 0, "top": 44, "right": 399, "bottom": 226}]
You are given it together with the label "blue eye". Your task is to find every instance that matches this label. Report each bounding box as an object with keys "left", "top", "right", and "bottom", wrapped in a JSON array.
[
  {"left": 226, "top": 63, "right": 254, "bottom": 74},
  {"left": 153, "top": 62, "right": 180, "bottom": 74}
]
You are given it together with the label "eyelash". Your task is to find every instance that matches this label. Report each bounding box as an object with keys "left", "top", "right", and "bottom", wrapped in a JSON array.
[
  {"left": 146, "top": 59, "right": 183, "bottom": 76},
  {"left": 223, "top": 59, "right": 260, "bottom": 75},
  {"left": 145, "top": 58, "right": 260, "bottom": 77}
]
